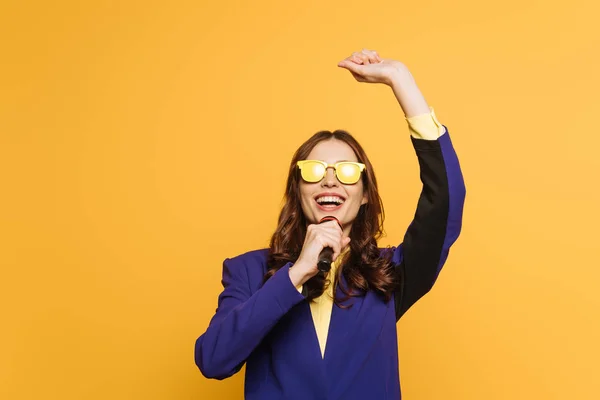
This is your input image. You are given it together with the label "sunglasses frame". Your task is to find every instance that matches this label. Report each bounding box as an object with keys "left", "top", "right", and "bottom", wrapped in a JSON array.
[{"left": 296, "top": 160, "right": 366, "bottom": 185}]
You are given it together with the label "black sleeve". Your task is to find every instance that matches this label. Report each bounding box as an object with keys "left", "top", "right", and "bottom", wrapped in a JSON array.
[{"left": 394, "top": 129, "right": 466, "bottom": 320}]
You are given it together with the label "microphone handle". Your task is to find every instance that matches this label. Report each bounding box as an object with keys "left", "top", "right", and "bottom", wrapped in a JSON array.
[{"left": 317, "top": 246, "right": 334, "bottom": 272}]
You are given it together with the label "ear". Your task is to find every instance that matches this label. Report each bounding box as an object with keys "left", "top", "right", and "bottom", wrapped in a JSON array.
[{"left": 361, "top": 192, "right": 368, "bottom": 205}]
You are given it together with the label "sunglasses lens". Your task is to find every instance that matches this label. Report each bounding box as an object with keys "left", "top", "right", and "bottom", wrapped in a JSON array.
[
  {"left": 337, "top": 163, "right": 361, "bottom": 184},
  {"left": 301, "top": 161, "right": 326, "bottom": 182}
]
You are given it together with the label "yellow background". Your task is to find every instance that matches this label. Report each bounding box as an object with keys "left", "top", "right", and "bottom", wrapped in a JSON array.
[{"left": 2, "top": 0, "right": 599, "bottom": 399}]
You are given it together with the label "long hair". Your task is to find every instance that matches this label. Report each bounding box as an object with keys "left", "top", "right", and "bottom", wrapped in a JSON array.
[{"left": 265, "top": 130, "right": 397, "bottom": 304}]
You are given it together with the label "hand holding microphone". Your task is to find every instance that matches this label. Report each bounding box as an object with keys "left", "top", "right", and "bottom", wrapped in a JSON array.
[
  {"left": 289, "top": 216, "right": 351, "bottom": 288},
  {"left": 316, "top": 216, "right": 343, "bottom": 272}
]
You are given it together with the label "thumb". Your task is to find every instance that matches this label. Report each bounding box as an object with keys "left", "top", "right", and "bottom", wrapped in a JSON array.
[
  {"left": 343, "top": 237, "right": 351, "bottom": 246},
  {"left": 337, "top": 60, "right": 364, "bottom": 75}
]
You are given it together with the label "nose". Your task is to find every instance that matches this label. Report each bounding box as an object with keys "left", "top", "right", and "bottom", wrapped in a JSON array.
[{"left": 321, "top": 166, "right": 338, "bottom": 187}]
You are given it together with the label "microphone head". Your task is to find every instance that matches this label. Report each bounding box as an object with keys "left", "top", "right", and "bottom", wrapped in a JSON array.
[{"left": 318, "top": 216, "right": 342, "bottom": 230}]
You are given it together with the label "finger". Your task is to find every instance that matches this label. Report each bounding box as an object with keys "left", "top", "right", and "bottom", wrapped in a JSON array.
[
  {"left": 337, "top": 237, "right": 351, "bottom": 259},
  {"left": 362, "top": 48, "right": 380, "bottom": 64},
  {"left": 352, "top": 55, "right": 363, "bottom": 64},
  {"left": 310, "top": 220, "right": 342, "bottom": 234},
  {"left": 339, "top": 54, "right": 361, "bottom": 64},
  {"left": 317, "top": 237, "right": 341, "bottom": 263},
  {"left": 372, "top": 50, "right": 381, "bottom": 62},
  {"left": 337, "top": 60, "right": 365, "bottom": 75},
  {"left": 333, "top": 236, "right": 351, "bottom": 261},
  {"left": 317, "top": 231, "right": 343, "bottom": 260},
  {"left": 312, "top": 220, "right": 342, "bottom": 238},
  {"left": 323, "top": 218, "right": 342, "bottom": 229},
  {"left": 316, "top": 226, "right": 343, "bottom": 245},
  {"left": 330, "top": 238, "right": 343, "bottom": 262},
  {"left": 352, "top": 52, "right": 368, "bottom": 64},
  {"left": 319, "top": 221, "right": 344, "bottom": 238}
]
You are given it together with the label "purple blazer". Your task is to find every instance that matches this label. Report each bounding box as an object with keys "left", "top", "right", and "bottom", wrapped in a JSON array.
[{"left": 195, "top": 128, "right": 466, "bottom": 399}]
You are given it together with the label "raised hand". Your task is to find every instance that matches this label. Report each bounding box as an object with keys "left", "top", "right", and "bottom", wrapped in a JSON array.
[
  {"left": 337, "top": 48, "right": 411, "bottom": 87},
  {"left": 338, "top": 48, "right": 430, "bottom": 117}
]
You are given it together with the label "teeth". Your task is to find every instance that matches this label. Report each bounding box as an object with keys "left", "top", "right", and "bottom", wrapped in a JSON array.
[{"left": 316, "top": 196, "right": 345, "bottom": 204}]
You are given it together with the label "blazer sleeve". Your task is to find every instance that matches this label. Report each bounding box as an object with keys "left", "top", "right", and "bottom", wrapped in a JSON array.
[
  {"left": 391, "top": 126, "right": 466, "bottom": 320},
  {"left": 194, "top": 258, "right": 305, "bottom": 379}
]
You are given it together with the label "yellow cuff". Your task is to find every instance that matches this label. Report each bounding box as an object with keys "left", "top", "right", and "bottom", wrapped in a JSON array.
[{"left": 406, "top": 107, "right": 445, "bottom": 140}]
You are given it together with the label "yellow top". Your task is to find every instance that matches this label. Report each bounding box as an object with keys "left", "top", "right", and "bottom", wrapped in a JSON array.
[
  {"left": 309, "top": 246, "right": 350, "bottom": 357},
  {"left": 295, "top": 107, "right": 444, "bottom": 358}
]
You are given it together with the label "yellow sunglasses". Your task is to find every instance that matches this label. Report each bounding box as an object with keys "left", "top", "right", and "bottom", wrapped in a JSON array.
[{"left": 296, "top": 160, "right": 366, "bottom": 185}]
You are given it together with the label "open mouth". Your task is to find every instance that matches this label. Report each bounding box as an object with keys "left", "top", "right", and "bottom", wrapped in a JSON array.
[{"left": 315, "top": 195, "right": 345, "bottom": 211}]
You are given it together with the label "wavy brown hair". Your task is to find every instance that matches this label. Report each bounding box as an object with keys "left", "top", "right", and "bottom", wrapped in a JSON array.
[{"left": 265, "top": 130, "right": 398, "bottom": 305}]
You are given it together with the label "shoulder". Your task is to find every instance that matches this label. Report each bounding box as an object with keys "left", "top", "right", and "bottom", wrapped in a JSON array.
[
  {"left": 222, "top": 248, "right": 270, "bottom": 285},
  {"left": 226, "top": 248, "right": 269, "bottom": 265},
  {"left": 378, "top": 245, "right": 404, "bottom": 265}
]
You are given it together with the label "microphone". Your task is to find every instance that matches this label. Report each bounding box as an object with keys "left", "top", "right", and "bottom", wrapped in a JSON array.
[{"left": 317, "top": 216, "right": 342, "bottom": 273}]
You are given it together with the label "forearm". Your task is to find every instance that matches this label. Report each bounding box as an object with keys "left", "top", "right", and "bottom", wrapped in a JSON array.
[
  {"left": 389, "top": 68, "right": 431, "bottom": 118},
  {"left": 195, "top": 261, "right": 304, "bottom": 379}
]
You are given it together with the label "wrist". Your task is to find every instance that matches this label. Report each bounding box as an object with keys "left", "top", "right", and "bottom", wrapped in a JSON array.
[
  {"left": 387, "top": 65, "right": 414, "bottom": 87},
  {"left": 388, "top": 71, "right": 430, "bottom": 118},
  {"left": 288, "top": 262, "right": 311, "bottom": 287}
]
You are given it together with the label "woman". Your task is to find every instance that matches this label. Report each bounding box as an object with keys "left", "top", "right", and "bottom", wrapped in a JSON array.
[{"left": 195, "top": 49, "right": 466, "bottom": 399}]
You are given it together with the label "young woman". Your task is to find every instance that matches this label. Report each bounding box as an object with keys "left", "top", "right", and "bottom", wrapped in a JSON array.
[{"left": 195, "top": 49, "right": 466, "bottom": 399}]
